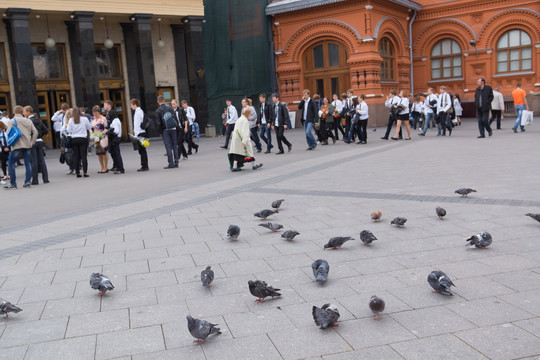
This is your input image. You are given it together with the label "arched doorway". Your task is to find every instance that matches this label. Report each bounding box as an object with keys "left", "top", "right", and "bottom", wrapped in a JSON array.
[{"left": 302, "top": 40, "right": 350, "bottom": 98}]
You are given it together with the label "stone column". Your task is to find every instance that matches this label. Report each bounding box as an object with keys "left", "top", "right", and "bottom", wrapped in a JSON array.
[
  {"left": 170, "top": 24, "right": 190, "bottom": 102},
  {"left": 4, "top": 8, "right": 38, "bottom": 110},
  {"left": 121, "top": 22, "right": 141, "bottom": 103},
  {"left": 183, "top": 16, "right": 208, "bottom": 128},
  {"left": 70, "top": 11, "right": 100, "bottom": 108}
]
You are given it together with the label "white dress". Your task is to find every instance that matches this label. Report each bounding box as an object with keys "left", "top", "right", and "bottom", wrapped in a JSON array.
[{"left": 453, "top": 98, "right": 463, "bottom": 117}]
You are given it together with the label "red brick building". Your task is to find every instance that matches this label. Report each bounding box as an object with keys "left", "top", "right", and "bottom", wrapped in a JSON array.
[{"left": 266, "top": 0, "right": 540, "bottom": 125}]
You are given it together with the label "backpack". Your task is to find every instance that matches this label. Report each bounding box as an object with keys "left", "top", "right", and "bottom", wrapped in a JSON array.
[
  {"left": 141, "top": 112, "right": 150, "bottom": 130},
  {"left": 163, "top": 109, "right": 177, "bottom": 130},
  {"left": 7, "top": 119, "right": 22, "bottom": 146}
]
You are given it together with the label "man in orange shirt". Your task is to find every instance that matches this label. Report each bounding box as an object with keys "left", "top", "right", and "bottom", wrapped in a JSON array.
[{"left": 512, "top": 83, "right": 529, "bottom": 133}]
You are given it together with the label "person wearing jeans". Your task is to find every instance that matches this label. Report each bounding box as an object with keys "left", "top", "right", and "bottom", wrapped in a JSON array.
[
  {"left": 345, "top": 97, "right": 359, "bottom": 143},
  {"left": 512, "top": 83, "right": 529, "bottom": 132},
  {"left": 297, "top": 89, "right": 317, "bottom": 151},
  {"left": 156, "top": 95, "right": 179, "bottom": 168},
  {"left": 419, "top": 88, "right": 439, "bottom": 136}
]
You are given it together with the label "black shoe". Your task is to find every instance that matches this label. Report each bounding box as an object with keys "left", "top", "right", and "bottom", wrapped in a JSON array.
[
  {"left": 418, "top": 133, "right": 425, "bottom": 136},
  {"left": 187, "top": 152, "right": 192, "bottom": 155},
  {"left": 164, "top": 165, "right": 175, "bottom": 169},
  {"left": 488, "top": 131, "right": 493, "bottom": 137},
  {"left": 264, "top": 150, "right": 271, "bottom": 154},
  {"left": 76, "top": 174, "right": 82, "bottom": 178},
  {"left": 312, "top": 143, "right": 317, "bottom": 150},
  {"left": 477, "top": 135, "right": 485, "bottom": 138},
  {"left": 31, "top": 182, "right": 39, "bottom": 185},
  {"left": 306, "top": 147, "right": 312, "bottom": 151},
  {"left": 276, "top": 151, "right": 284, "bottom": 155},
  {"left": 23, "top": 182, "right": 31, "bottom": 188},
  {"left": 44, "top": 180, "right": 50, "bottom": 183},
  {"left": 137, "top": 168, "right": 149, "bottom": 172},
  {"left": 344, "top": 141, "right": 351, "bottom": 144},
  {"left": 231, "top": 168, "right": 242, "bottom": 172},
  {"left": 83, "top": 174, "right": 90, "bottom": 178},
  {"left": 381, "top": 137, "right": 388, "bottom": 140},
  {"left": 173, "top": 163, "right": 179, "bottom": 168},
  {"left": 257, "top": 148, "right": 262, "bottom": 153},
  {"left": 109, "top": 168, "right": 118, "bottom": 172},
  {"left": 252, "top": 163, "right": 263, "bottom": 170},
  {"left": 113, "top": 171, "right": 124, "bottom": 174},
  {"left": 195, "top": 147, "right": 198, "bottom": 154},
  {"left": 3, "top": 184, "right": 16, "bottom": 190},
  {"left": 220, "top": 145, "right": 227, "bottom": 149},
  {"left": 183, "top": 156, "right": 188, "bottom": 160},
  {"left": 288, "top": 145, "right": 292, "bottom": 153}
]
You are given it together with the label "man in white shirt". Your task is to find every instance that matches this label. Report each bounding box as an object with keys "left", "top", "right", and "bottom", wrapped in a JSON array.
[
  {"left": 419, "top": 88, "right": 439, "bottom": 136},
  {"left": 130, "top": 98, "right": 149, "bottom": 171},
  {"left": 437, "top": 86, "right": 452, "bottom": 136},
  {"left": 106, "top": 112, "right": 124, "bottom": 174},
  {"left": 331, "top": 93, "right": 345, "bottom": 140},
  {"left": 181, "top": 100, "right": 199, "bottom": 154},
  {"left": 221, "top": 99, "right": 238, "bottom": 149},
  {"left": 356, "top": 94, "right": 369, "bottom": 144},
  {"left": 51, "top": 103, "right": 69, "bottom": 148},
  {"left": 489, "top": 86, "right": 504, "bottom": 130},
  {"left": 1, "top": 111, "right": 9, "bottom": 126}
]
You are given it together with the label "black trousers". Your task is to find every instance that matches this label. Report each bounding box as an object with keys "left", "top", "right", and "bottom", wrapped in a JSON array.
[
  {"left": 358, "top": 119, "right": 368, "bottom": 142},
  {"left": 176, "top": 128, "right": 188, "bottom": 158},
  {"left": 276, "top": 126, "right": 291, "bottom": 152},
  {"left": 333, "top": 117, "right": 345, "bottom": 139},
  {"left": 440, "top": 112, "right": 452, "bottom": 136},
  {"left": 383, "top": 115, "right": 402, "bottom": 139},
  {"left": 1, "top": 149, "right": 9, "bottom": 176},
  {"left": 324, "top": 122, "right": 335, "bottom": 141},
  {"left": 71, "top": 137, "right": 89, "bottom": 174},
  {"left": 138, "top": 132, "right": 149, "bottom": 169},
  {"left": 31, "top": 141, "right": 48, "bottom": 184},
  {"left": 110, "top": 140, "right": 124, "bottom": 172},
  {"left": 187, "top": 124, "right": 198, "bottom": 153},
  {"left": 489, "top": 110, "right": 502, "bottom": 129},
  {"left": 223, "top": 123, "right": 235, "bottom": 147}
]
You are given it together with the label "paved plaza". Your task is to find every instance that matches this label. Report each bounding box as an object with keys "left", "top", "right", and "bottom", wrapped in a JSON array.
[{"left": 1, "top": 119, "right": 540, "bottom": 359}]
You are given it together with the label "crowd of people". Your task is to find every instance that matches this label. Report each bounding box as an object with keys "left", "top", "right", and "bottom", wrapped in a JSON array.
[{"left": 0, "top": 95, "right": 200, "bottom": 189}]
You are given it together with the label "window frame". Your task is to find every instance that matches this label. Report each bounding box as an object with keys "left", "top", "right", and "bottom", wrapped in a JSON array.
[
  {"left": 31, "top": 43, "right": 69, "bottom": 81},
  {"left": 379, "top": 37, "right": 396, "bottom": 82},
  {"left": 430, "top": 38, "right": 462, "bottom": 80},
  {"left": 95, "top": 44, "right": 123, "bottom": 80},
  {"left": 495, "top": 29, "right": 532, "bottom": 74}
]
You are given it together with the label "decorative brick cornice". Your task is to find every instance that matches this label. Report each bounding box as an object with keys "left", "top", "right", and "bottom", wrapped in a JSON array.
[
  {"left": 478, "top": 8, "right": 540, "bottom": 46},
  {"left": 415, "top": 0, "right": 538, "bottom": 21},
  {"left": 413, "top": 19, "right": 476, "bottom": 56},
  {"left": 374, "top": 16, "right": 409, "bottom": 56}
]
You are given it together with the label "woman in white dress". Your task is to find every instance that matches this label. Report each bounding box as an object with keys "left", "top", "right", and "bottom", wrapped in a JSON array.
[
  {"left": 228, "top": 108, "right": 263, "bottom": 172},
  {"left": 453, "top": 94, "right": 463, "bottom": 126}
]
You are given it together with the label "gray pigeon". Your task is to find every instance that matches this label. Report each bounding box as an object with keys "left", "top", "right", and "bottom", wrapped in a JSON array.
[
  {"left": 271, "top": 199, "right": 285, "bottom": 212},
  {"left": 281, "top": 230, "right": 300, "bottom": 241},
  {"left": 466, "top": 232, "right": 492, "bottom": 248},
  {"left": 90, "top": 273, "right": 114, "bottom": 296},
  {"left": 427, "top": 270, "right": 455, "bottom": 296},
  {"left": 248, "top": 280, "right": 281, "bottom": 303},
  {"left": 455, "top": 188, "right": 476, "bottom": 197},
  {"left": 186, "top": 315, "right": 221, "bottom": 344},
  {"left": 436, "top": 206, "right": 446, "bottom": 219},
  {"left": 254, "top": 209, "right": 277, "bottom": 220},
  {"left": 227, "top": 225, "right": 240, "bottom": 241},
  {"left": 312, "top": 303, "right": 340, "bottom": 329},
  {"left": 259, "top": 222, "right": 283, "bottom": 232},
  {"left": 311, "top": 259, "right": 329, "bottom": 284},
  {"left": 369, "top": 295, "right": 385, "bottom": 320},
  {"left": 0, "top": 300, "right": 22, "bottom": 318},
  {"left": 201, "top": 266, "right": 214, "bottom": 287},
  {"left": 360, "top": 230, "right": 377, "bottom": 246},
  {"left": 525, "top": 213, "right": 540, "bottom": 223},
  {"left": 390, "top": 217, "right": 407, "bottom": 227},
  {"left": 323, "top": 236, "right": 354, "bottom": 250}
]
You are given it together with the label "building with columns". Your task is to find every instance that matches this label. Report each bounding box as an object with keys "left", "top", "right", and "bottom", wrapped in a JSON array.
[
  {"left": 0, "top": 1, "right": 205, "bottom": 148},
  {"left": 266, "top": 0, "right": 540, "bottom": 125}
]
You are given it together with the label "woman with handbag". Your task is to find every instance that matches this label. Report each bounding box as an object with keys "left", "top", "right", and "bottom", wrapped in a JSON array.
[
  {"left": 61, "top": 110, "right": 75, "bottom": 175},
  {"left": 392, "top": 90, "right": 411, "bottom": 140},
  {"left": 67, "top": 108, "right": 92, "bottom": 178},
  {"left": 91, "top": 105, "right": 109, "bottom": 174},
  {"left": 320, "top": 97, "right": 335, "bottom": 145}
]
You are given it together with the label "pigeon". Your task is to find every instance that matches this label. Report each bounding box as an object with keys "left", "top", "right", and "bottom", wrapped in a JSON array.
[
  {"left": 254, "top": 209, "right": 277, "bottom": 220},
  {"left": 281, "top": 230, "right": 300, "bottom": 241},
  {"left": 323, "top": 236, "right": 354, "bottom": 250},
  {"left": 390, "top": 217, "right": 407, "bottom": 227},
  {"left": 427, "top": 270, "right": 455, "bottom": 296},
  {"left": 201, "top": 266, "right": 214, "bottom": 287},
  {"left": 371, "top": 210, "right": 383, "bottom": 222},
  {"left": 312, "top": 303, "right": 340, "bottom": 329},
  {"left": 248, "top": 280, "right": 281, "bottom": 303},
  {"left": 436, "top": 206, "right": 446, "bottom": 219},
  {"left": 525, "top": 213, "right": 540, "bottom": 223},
  {"left": 455, "top": 188, "right": 476, "bottom": 197},
  {"left": 259, "top": 222, "right": 283, "bottom": 232},
  {"left": 466, "top": 232, "right": 492, "bottom": 249},
  {"left": 360, "top": 230, "right": 377, "bottom": 246},
  {"left": 186, "top": 315, "right": 221, "bottom": 344},
  {"left": 311, "top": 259, "right": 329, "bottom": 284},
  {"left": 0, "top": 300, "right": 22, "bottom": 318},
  {"left": 369, "top": 295, "right": 385, "bottom": 320},
  {"left": 227, "top": 225, "right": 240, "bottom": 241},
  {"left": 90, "top": 273, "right": 114, "bottom": 296},
  {"left": 271, "top": 199, "right": 285, "bottom": 212}
]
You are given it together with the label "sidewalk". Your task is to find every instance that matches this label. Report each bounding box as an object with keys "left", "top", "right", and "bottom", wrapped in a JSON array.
[{"left": 1, "top": 119, "right": 539, "bottom": 359}]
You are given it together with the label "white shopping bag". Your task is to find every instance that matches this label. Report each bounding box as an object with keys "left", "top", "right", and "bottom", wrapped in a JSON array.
[{"left": 521, "top": 110, "right": 534, "bottom": 126}]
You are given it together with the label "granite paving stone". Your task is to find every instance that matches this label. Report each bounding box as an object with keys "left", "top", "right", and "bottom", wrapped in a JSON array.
[
  {"left": 25, "top": 335, "right": 96, "bottom": 360},
  {"left": 202, "top": 334, "right": 283, "bottom": 360},
  {"left": 0, "top": 345, "right": 27, "bottom": 360},
  {"left": 100, "top": 288, "right": 158, "bottom": 312},
  {"left": 1, "top": 272, "right": 55, "bottom": 290},
  {"left": 499, "top": 289, "right": 540, "bottom": 316},
  {"left": 390, "top": 334, "right": 488, "bottom": 360},
  {"left": 66, "top": 309, "right": 129, "bottom": 337},
  {"left": 41, "top": 296, "right": 101, "bottom": 319},
  {"left": 391, "top": 306, "right": 476, "bottom": 337},
  {"left": 147, "top": 255, "right": 194, "bottom": 272},
  {"left": 132, "top": 346, "right": 206, "bottom": 360},
  {"left": 129, "top": 302, "right": 189, "bottom": 328},
  {"left": 0, "top": 317, "right": 68, "bottom": 347},
  {"left": 445, "top": 297, "right": 535, "bottom": 326},
  {"left": 95, "top": 325, "right": 165, "bottom": 359},
  {"left": 186, "top": 293, "right": 249, "bottom": 317},
  {"left": 126, "top": 270, "right": 178, "bottom": 290},
  {"left": 19, "top": 283, "right": 75, "bottom": 303},
  {"left": 322, "top": 345, "right": 406, "bottom": 360},
  {"left": 223, "top": 307, "right": 297, "bottom": 337}
]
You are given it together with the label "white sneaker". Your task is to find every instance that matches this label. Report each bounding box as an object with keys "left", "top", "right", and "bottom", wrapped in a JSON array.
[{"left": 0, "top": 180, "right": 5, "bottom": 185}]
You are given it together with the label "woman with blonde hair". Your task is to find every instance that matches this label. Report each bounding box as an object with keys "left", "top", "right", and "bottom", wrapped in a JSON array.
[
  {"left": 67, "top": 108, "right": 92, "bottom": 178},
  {"left": 392, "top": 90, "right": 411, "bottom": 140},
  {"left": 228, "top": 107, "right": 263, "bottom": 172},
  {"left": 91, "top": 105, "right": 109, "bottom": 173},
  {"left": 61, "top": 109, "right": 75, "bottom": 175}
]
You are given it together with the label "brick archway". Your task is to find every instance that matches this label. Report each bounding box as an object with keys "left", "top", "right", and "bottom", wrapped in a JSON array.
[
  {"left": 374, "top": 16, "right": 409, "bottom": 56},
  {"left": 413, "top": 19, "right": 476, "bottom": 57},
  {"left": 478, "top": 8, "right": 540, "bottom": 47}
]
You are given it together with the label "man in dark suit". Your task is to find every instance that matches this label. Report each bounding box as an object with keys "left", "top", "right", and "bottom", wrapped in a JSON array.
[
  {"left": 297, "top": 89, "right": 318, "bottom": 150},
  {"left": 270, "top": 93, "right": 292, "bottom": 155},
  {"left": 258, "top": 94, "right": 273, "bottom": 153},
  {"left": 474, "top": 77, "right": 494, "bottom": 138},
  {"left": 171, "top": 99, "right": 188, "bottom": 160}
]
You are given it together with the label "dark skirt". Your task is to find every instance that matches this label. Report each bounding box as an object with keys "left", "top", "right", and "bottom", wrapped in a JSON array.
[{"left": 228, "top": 153, "right": 254, "bottom": 170}]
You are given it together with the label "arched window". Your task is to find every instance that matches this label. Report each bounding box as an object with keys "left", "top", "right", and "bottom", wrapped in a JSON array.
[
  {"left": 379, "top": 37, "right": 395, "bottom": 81},
  {"left": 496, "top": 29, "right": 532, "bottom": 73},
  {"left": 431, "top": 39, "right": 461, "bottom": 79},
  {"left": 302, "top": 41, "right": 349, "bottom": 98}
]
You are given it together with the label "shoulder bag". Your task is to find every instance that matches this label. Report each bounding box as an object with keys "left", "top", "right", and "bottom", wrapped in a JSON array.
[{"left": 7, "top": 119, "right": 22, "bottom": 146}]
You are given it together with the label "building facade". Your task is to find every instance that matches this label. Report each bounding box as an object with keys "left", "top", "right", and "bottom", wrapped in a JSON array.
[
  {"left": 266, "top": 0, "right": 540, "bottom": 125},
  {"left": 0, "top": 1, "right": 205, "bottom": 148}
]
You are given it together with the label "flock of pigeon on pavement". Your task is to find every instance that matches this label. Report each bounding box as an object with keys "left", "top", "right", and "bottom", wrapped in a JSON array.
[{"left": 2, "top": 188, "right": 540, "bottom": 345}]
